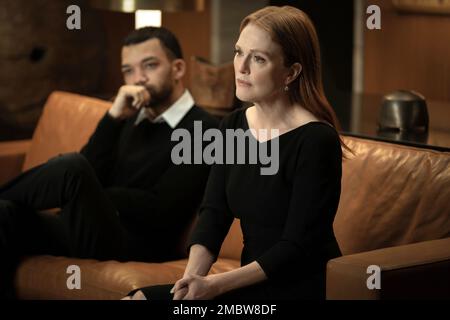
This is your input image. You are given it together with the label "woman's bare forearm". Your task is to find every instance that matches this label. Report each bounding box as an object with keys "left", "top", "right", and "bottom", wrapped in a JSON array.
[
  {"left": 183, "top": 244, "right": 216, "bottom": 277},
  {"left": 209, "top": 261, "right": 267, "bottom": 295}
]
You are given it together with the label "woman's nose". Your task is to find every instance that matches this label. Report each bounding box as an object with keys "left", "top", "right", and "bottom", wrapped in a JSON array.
[{"left": 237, "top": 58, "right": 250, "bottom": 74}]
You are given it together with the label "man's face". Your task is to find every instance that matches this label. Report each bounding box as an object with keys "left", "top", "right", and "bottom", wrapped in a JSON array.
[{"left": 121, "top": 38, "right": 175, "bottom": 108}]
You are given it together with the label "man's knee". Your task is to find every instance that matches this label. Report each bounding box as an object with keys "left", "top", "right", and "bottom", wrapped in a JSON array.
[
  {"left": 0, "top": 200, "right": 19, "bottom": 225},
  {"left": 50, "top": 153, "right": 93, "bottom": 178},
  {"left": 0, "top": 199, "right": 18, "bottom": 213}
]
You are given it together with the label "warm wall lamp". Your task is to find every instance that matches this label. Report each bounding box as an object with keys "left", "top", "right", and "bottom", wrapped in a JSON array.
[{"left": 89, "top": 0, "right": 205, "bottom": 28}]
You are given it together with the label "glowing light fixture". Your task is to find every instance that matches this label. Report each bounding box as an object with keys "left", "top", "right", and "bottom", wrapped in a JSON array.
[
  {"left": 89, "top": 0, "right": 205, "bottom": 13},
  {"left": 135, "top": 10, "right": 162, "bottom": 28}
]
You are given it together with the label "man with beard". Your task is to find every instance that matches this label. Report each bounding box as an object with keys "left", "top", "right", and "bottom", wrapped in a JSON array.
[{"left": 0, "top": 27, "right": 218, "bottom": 298}]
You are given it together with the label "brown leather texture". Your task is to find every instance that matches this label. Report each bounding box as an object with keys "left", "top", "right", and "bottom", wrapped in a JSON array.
[
  {"left": 218, "top": 219, "right": 243, "bottom": 260},
  {"left": 335, "top": 137, "right": 450, "bottom": 255},
  {"left": 190, "top": 57, "right": 236, "bottom": 109},
  {"left": 23, "top": 91, "right": 110, "bottom": 171},
  {"left": 326, "top": 237, "right": 450, "bottom": 299},
  {"left": 0, "top": 140, "right": 30, "bottom": 185},
  {"left": 9, "top": 91, "right": 243, "bottom": 299},
  {"left": 15, "top": 256, "right": 240, "bottom": 300},
  {"left": 0, "top": 91, "right": 448, "bottom": 299}
]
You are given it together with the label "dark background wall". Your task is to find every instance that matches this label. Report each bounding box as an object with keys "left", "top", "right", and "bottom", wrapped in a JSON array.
[
  {"left": 0, "top": 0, "right": 106, "bottom": 140},
  {"left": 0, "top": 0, "right": 211, "bottom": 141},
  {"left": 364, "top": 0, "right": 450, "bottom": 101},
  {"left": 270, "top": 0, "right": 354, "bottom": 129},
  {"left": 96, "top": 5, "right": 211, "bottom": 96},
  {"left": 2, "top": 0, "right": 449, "bottom": 141}
]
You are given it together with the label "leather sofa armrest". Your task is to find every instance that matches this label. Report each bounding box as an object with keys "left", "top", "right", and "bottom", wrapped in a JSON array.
[
  {"left": 0, "top": 140, "right": 31, "bottom": 185},
  {"left": 326, "top": 237, "right": 450, "bottom": 299}
]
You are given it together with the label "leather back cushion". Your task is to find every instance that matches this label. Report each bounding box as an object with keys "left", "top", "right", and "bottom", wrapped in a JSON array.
[
  {"left": 222, "top": 137, "right": 450, "bottom": 259},
  {"left": 22, "top": 91, "right": 450, "bottom": 260},
  {"left": 335, "top": 136, "right": 450, "bottom": 255},
  {"left": 190, "top": 56, "right": 236, "bottom": 109},
  {"left": 221, "top": 137, "right": 450, "bottom": 259},
  {"left": 23, "top": 91, "right": 244, "bottom": 260},
  {"left": 23, "top": 91, "right": 110, "bottom": 171}
]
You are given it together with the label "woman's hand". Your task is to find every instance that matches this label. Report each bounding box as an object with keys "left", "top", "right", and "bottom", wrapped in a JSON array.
[
  {"left": 171, "top": 274, "right": 220, "bottom": 300},
  {"left": 172, "top": 285, "right": 189, "bottom": 300}
]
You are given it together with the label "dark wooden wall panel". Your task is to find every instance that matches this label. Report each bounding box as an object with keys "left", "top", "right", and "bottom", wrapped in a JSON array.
[{"left": 364, "top": 0, "right": 450, "bottom": 101}]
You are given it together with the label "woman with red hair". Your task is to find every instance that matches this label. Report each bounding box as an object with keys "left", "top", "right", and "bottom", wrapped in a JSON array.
[{"left": 127, "top": 5, "right": 346, "bottom": 300}]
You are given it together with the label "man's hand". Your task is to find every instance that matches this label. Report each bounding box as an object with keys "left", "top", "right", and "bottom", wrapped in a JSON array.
[{"left": 108, "top": 85, "right": 152, "bottom": 120}]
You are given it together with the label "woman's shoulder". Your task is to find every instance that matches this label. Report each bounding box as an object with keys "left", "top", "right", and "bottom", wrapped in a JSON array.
[
  {"left": 299, "top": 121, "right": 340, "bottom": 142},
  {"left": 296, "top": 122, "right": 342, "bottom": 159},
  {"left": 219, "top": 107, "right": 248, "bottom": 130}
]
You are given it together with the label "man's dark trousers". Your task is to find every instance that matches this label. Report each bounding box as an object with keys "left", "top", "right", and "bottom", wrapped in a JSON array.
[{"left": 0, "top": 153, "right": 129, "bottom": 297}]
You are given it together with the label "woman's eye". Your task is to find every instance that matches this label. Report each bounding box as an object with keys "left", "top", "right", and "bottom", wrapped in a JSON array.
[
  {"left": 122, "top": 69, "right": 132, "bottom": 76},
  {"left": 253, "top": 55, "right": 265, "bottom": 63},
  {"left": 234, "top": 49, "right": 243, "bottom": 56}
]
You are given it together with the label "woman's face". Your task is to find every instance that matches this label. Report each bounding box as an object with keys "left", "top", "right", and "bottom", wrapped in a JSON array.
[{"left": 234, "top": 23, "right": 289, "bottom": 104}]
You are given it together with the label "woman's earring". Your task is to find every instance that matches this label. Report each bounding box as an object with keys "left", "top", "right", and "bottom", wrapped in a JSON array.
[{"left": 284, "top": 85, "right": 289, "bottom": 92}]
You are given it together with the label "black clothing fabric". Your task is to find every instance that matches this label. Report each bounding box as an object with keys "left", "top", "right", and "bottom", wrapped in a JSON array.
[
  {"left": 138, "top": 107, "right": 342, "bottom": 300},
  {"left": 0, "top": 106, "right": 218, "bottom": 297},
  {"left": 0, "top": 154, "right": 127, "bottom": 260},
  {"left": 0, "top": 153, "right": 128, "bottom": 299},
  {"left": 80, "top": 107, "right": 219, "bottom": 261}
]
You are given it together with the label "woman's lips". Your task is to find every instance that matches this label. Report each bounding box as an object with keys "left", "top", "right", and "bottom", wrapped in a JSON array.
[{"left": 236, "top": 79, "right": 251, "bottom": 87}]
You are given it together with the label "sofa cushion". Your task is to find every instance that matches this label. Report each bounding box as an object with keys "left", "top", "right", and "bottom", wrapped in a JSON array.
[
  {"left": 326, "top": 237, "right": 450, "bottom": 299},
  {"left": 334, "top": 136, "right": 450, "bottom": 255},
  {"left": 13, "top": 91, "right": 450, "bottom": 300},
  {"left": 15, "top": 256, "right": 240, "bottom": 300},
  {"left": 23, "top": 91, "right": 110, "bottom": 171}
]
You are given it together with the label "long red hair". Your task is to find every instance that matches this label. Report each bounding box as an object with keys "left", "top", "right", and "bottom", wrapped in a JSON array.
[{"left": 240, "top": 6, "right": 351, "bottom": 156}]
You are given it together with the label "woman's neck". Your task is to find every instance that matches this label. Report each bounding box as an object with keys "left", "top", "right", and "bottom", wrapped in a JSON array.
[{"left": 251, "top": 96, "right": 317, "bottom": 131}]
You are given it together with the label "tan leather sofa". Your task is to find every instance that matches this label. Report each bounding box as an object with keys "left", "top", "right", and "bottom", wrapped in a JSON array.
[{"left": 0, "top": 91, "right": 449, "bottom": 300}]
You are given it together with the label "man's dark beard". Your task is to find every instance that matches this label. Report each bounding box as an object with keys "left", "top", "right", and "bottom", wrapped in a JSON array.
[{"left": 145, "top": 83, "right": 173, "bottom": 109}]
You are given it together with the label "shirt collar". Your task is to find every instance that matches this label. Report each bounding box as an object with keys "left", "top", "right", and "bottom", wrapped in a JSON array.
[{"left": 134, "top": 90, "right": 194, "bottom": 129}]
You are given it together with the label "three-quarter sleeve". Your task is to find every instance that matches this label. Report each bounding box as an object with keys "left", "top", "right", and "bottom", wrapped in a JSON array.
[
  {"left": 256, "top": 125, "right": 342, "bottom": 279},
  {"left": 188, "top": 120, "right": 234, "bottom": 258}
]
